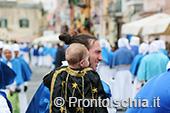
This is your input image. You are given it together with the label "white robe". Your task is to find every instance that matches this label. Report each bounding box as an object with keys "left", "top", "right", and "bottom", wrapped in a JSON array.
[
  {"left": 0, "top": 95, "right": 11, "bottom": 113},
  {"left": 113, "top": 66, "right": 133, "bottom": 100}
]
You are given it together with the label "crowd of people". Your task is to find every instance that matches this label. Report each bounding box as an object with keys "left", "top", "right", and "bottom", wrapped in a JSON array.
[
  {"left": 0, "top": 41, "right": 32, "bottom": 113},
  {"left": 0, "top": 31, "right": 170, "bottom": 113}
]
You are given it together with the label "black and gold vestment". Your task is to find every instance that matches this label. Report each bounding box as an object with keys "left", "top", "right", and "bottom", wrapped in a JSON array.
[{"left": 43, "top": 66, "right": 108, "bottom": 113}]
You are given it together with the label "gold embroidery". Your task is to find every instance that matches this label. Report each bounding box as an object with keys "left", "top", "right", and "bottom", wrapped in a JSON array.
[
  {"left": 49, "top": 68, "right": 67, "bottom": 113},
  {"left": 60, "top": 106, "right": 65, "bottom": 112},
  {"left": 66, "top": 67, "right": 92, "bottom": 77},
  {"left": 92, "top": 87, "right": 97, "bottom": 93},
  {"left": 82, "top": 76, "right": 84, "bottom": 113},
  {"left": 65, "top": 73, "right": 70, "bottom": 102},
  {"left": 72, "top": 82, "right": 78, "bottom": 88},
  {"left": 61, "top": 81, "right": 65, "bottom": 97},
  {"left": 49, "top": 67, "right": 92, "bottom": 113},
  {"left": 77, "top": 107, "right": 82, "bottom": 112}
]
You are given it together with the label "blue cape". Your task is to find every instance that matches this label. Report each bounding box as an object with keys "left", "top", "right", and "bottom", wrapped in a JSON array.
[
  {"left": 101, "top": 47, "right": 109, "bottom": 65},
  {"left": 137, "top": 53, "right": 169, "bottom": 80},
  {"left": 160, "top": 49, "right": 169, "bottom": 58},
  {"left": 111, "top": 47, "right": 134, "bottom": 67},
  {"left": 23, "top": 47, "right": 30, "bottom": 52},
  {"left": 3, "top": 59, "right": 24, "bottom": 86},
  {"left": 0, "top": 61, "right": 16, "bottom": 89},
  {"left": 101, "top": 80, "right": 112, "bottom": 99},
  {"left": 130, "top": 54, "right": 144, "bottom": 76},
  {"left": 46, "top": 47, "right": 57, "bottom": 59},
  {"left": 26, "top": 83, "right": 50, "bottom": 113},
  {"left": 33, "top": 49, "right": 39, "bottom": 56},
  {"left": 131, "top": 45, "right": 139, "bottom": 56},
  {"left": 19, "top": 56, "right": 32, "bottom": 81},
  {"left": 126, "top": 71, "right": 170, "bottom": 113}
]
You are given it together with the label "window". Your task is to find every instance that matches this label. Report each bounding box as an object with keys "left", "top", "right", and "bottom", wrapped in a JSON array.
[
  {"left": 0, "top": 18, "right": 7, "bottom": 28},
  {"left": 19, "top": 19, "right": 29, "bottom": 28}
]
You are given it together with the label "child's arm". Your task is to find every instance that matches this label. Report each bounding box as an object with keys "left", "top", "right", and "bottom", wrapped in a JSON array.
[{"left": 43, "top": 69, "right": 56, "bottom": 90}]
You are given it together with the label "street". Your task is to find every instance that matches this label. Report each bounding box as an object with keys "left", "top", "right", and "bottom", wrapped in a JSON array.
[{"left": 26, "top": 65, "right": 52, "bottom": 103}]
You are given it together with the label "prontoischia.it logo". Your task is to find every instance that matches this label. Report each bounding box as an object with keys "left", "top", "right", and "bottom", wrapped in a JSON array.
[{"left": 53, "top": 97, "right": 160, "bottom": 108}]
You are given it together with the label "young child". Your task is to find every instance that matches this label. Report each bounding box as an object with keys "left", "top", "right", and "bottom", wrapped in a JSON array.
[{"left": 43, "top": 43, "right": 108, "bottom": 113}]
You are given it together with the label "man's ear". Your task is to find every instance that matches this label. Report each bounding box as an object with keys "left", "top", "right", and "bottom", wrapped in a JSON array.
[{"left": 80, "top": 60, "right": 84, "bottom": 67}]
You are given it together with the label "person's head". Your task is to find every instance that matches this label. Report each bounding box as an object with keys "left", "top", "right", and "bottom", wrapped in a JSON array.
[
  {"left": 118, "top": 38, "right": 131, "bottom": 49},
  {"left": 66, "top": 43, "right": 89, "bottom": 69},
  {"left": 139, "top": 43, "right": 149, "bottom": 55},
  {"left": 12, "top": 44, "right": 20, "bottom": 58},
  {"left": 59, "top": 33, "right": 103, "bottom": 70},
  {"left": 149, "top": 40, "right": 160, "bottom": 54},
  {"left": 130, "top": 36, "right": 140, "bottom": 46},
  {"left": 3, "top": 45, "right": 12, "bottom": 61}
]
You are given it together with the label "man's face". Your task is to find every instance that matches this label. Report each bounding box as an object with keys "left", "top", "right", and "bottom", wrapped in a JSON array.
[
  {"left": 89, "top": 41, "right": 103, "bottom": 70},
  {"left": 4, "top": 49, "right": 12, "bottom": 61}
]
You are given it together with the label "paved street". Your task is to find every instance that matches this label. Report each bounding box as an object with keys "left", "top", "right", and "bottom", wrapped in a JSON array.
[
  {"left": 26, "top": 65, "right": 125, "bottom": 113},
  {"left": 26, "top": 65, "right": 52, "bottom": 103}
]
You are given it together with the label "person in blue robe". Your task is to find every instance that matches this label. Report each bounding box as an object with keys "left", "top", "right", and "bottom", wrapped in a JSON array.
[
  {"left": 99, "top": 38, "right": 112, "bottom": 65},
  {"left": 126, "top": 61, "right": 170, "bottom": 113},
  {"left": 31, "top": 44, "right": 39, "bottom": 66},
  {"left": 158, "top": 40, "right": 169, "bottom": 58},
  {"left": 101, "top": 47, "right": 109, "bottom": 65},
  {"left": 130, "top": 43, "right": 149, "bottom": 97},
  {"left": 26, "top": 83, "right": 50, "bottom": 113},
  {"left": 2, "top": 45, "right": 25, "bottom": 113},
  {"left": 137, "top": 41, "right": 169, "bottom": 81},
  {"left": 2, "top": 45, "right": 24, "bottom": 87},
  {"left": 13, "top": 44, "right": 32, "bottom": 83},
  {"left": 12, "top": 43, "right": 32, "bottom": 113},
  {"left": 111, "top": 38, "right": 134, "bottom": 102},
  {"left": 130, "top": 43, "right": 149, "bottom": 76},
  {"left": 23, "top": 45, "right": 30, "bottom": 53},
  {"left": 0, "top": 61, "right": 16, "bottom": 89},
  {"left": 111, "top": 38, "right": 134, "bottom": 67},
  {"left": 130, "top": 36, "right": 140, "bottom": 57},
  {"left": 0, "top": 57, "right": 16, "bottom": 113}
]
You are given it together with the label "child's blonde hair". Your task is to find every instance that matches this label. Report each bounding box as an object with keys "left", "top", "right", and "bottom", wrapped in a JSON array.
[{"left": 66, "top": 43, "right": 89, "bottom": 65}]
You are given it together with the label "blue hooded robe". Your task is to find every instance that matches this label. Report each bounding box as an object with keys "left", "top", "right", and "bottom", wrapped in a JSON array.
[
  {"left": 0, "top": 61, "right": 16, "bottom": 89},
  {"left": 126, "top": 70, "right": 170, "bottom": 113},
  {"left": 130, "top": 54, "right": 146, "bottom": 76},
  {"left": 137, "top": 53, "right": 169, "bottom": 80},
  {"left": 111, "top": 47, "right": 134, "bottom": 67},
  {"left": 3, "top": 59, "right": 24, "bottom": 86},
  {"left": 131, "top": 45, "right": 139, "bottom": 57},
  {"left": 18, "top": 56, "right": 32, "bottom": 82}
]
